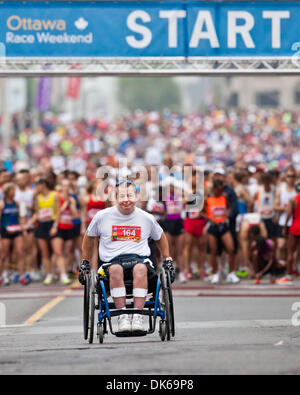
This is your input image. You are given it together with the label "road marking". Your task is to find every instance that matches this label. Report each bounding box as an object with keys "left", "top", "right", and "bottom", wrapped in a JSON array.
[
  {"left": 176, "top": 319, "right": 292, "bottom": 329},
  {"left": 274, "top": 341, "right": 284, "bottom": 346},
  {"left": 23, "top": 288, "right": 73, "bottom": 326},
  {"left": 0, "top": 318, "right": 292, "bottom": 337}
]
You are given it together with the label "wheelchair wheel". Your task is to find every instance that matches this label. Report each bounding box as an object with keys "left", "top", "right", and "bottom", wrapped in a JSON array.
[
  {"left": 98, "top": 323, "right": 104, "bottom": 344},
  {"left": 83, "top": 274, "right": 90, "bottom": 340},
  {"left": 160, "top": 268, "right": 171, "bottom": 341},
  {"left": 159, "top": 320, "right": 166, "bottom": 341},
  {"left": 88, "top": 272, "right": 96, "bottom": 344},
  {"left": 166, "top": 270, "right": 175, "bottom": 337}
]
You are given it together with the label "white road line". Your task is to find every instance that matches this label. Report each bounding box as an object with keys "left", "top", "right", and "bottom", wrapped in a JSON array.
[
  {"left": 274, "top": 341, "right": 284, "bottom": 346},
  {"left": 0, "top": 319, "right": 293, "bottom": 337}
]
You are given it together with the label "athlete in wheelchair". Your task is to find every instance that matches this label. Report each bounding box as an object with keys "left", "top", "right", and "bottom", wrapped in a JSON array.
[{"left": 79, "top": 180, "right": 175, "bottom": 343}]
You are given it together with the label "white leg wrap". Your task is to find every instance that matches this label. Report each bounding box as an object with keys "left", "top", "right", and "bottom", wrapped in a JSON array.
[
  {"left": 110, "top": 287, "right": 126, "bottom": 298},
  {"left": 133, "top": 288, "right": 148, "bottom": 298}
]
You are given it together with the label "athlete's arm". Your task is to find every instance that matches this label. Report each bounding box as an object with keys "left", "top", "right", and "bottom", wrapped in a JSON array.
[
  {"left": 0, "top": 201, "right": 4, "bottom": 230},
  {"left": 25, "top": 196, "right": 38, "bottom": 229},
  {"left": 69, "top": 197, "right": 77, "bottom": 218},
  {"left": 82, "top": 230, "right": 98, "bottom": 261},
  {"left": 274, "top": 187, "right": 283, "bottom": 213}
]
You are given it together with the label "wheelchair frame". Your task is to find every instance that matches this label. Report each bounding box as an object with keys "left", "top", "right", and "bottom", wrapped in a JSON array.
[{"left": 83, "top": 266, "right": 175, "bottom": 344}]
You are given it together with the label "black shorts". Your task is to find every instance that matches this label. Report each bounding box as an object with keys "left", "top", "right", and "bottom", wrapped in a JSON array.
[
  {"left": 1, "top": 229, "right": 22, "bottom": 240},
  {"left": 207, "top": 222, "right": 230, "bottom": 238},
  {"left": 72, "top": 223, "right": 81, "bottom": 238},
  {"left": 56, "top": 228, "right": 75, "bottom": 241},
  {"left": 262, "top": 218, "right": 277, "bottom": 239},
  {"left": 35, "top": 221, "right": 54, "bottom": 239},
  {"left": 277, "top": 225, "right": 290, "bottom": 238},
  {"left": 99, "top": 254, "right": 158, "bottom": 295},
  {"left": 161, "top": 219, "right": 184, "bottom": 236}
]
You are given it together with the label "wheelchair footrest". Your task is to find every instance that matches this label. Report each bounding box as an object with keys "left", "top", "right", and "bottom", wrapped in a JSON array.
[{"left": 115, "top": 330, "right": 148, "bottom": 337}]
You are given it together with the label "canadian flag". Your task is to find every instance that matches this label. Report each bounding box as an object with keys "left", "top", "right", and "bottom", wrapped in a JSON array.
[{"left": 67, "top": 77, "right": 81, "bottom": 100}]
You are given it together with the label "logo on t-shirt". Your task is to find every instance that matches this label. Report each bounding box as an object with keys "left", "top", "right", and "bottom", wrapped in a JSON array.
[{"left": 111, "top": 226, "right": 141, "bottom": 242}]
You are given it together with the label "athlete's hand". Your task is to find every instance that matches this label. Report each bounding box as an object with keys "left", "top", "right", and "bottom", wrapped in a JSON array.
[
  {"left": 78, "top": 260, "right": 90, "bottom": 285},
  {"left": 163, "top": 257, "right": 175, "bottom": 283},
  {"left": 50, "top": 226, "right": 57, "bottom": 237}
]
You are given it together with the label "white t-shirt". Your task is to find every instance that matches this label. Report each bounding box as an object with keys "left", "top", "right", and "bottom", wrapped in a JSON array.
[
  {"left": 87, "top": 206, "right": 163, "bottom": 262},
  {"left": 15, "top": 188, "right": 34, "bottom": 218}
]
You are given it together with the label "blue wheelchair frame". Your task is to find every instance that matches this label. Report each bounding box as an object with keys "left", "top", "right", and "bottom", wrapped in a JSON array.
[{"left": 97, "top": 275, "right": 166, "bottom": 337}]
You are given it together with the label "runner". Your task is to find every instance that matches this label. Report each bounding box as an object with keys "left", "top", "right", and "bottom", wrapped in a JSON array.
[
  {"left": 203, "top": 179, "right": 239, "bottom": 284},
  {"left": 50, "top": 179, "right": 76, "bottom": 285},
  {"left": 274, "top": 166, "right": 297, "bottom": 261},
  {"left": 160, "top": 178, "right": 185, "bottom": 282},
  {"left": 277, "top": 180, "right": 300, "bottom": 285},
  {"left": 0, "top": 182, "right": 29, "bottom": 286},
  {"left": 183, "top": 169, "right": 206, "bottom": 280},
  {"left": 68, "top": 171, "right": 86, "bottom": 273},
  {"left": 248, "top": 225, "right": 285, "bottom": 285},
  {"left": 254, "top": 172, "right": 277, "bottom": 240},
  {"left": 26, "top": 179, "right": 59, "bottom": 285},
  {"left": 15, "top": 172, "right": 40, "bottom": 281}
]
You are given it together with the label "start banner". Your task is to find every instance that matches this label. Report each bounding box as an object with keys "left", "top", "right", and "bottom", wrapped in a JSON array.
[{"left": 0, "top": 1, "right": 299, "bottom": 58}]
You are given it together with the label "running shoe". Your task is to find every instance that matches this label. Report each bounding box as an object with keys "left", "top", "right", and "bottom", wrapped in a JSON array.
[
  {"left": 118, "top": 314, "right": 131, "bottom": 332},
  {"left": 20, "top": 274, "right": 31, "bottom": 286},
  {"left": 2, "top": 271, "right": 10, "bottom": 286},
  {"left": 30, "top": 271, "right": 43, "bottom": 282},
  {"left": 60, "top": 274, "right": 72, "bottom": 285},
  {"left": 12, "top": 273, "right": 20, "bottom": 283},
  {"left": 131, "top": 314, "right": 144, "bottom": 332},
  {"left": 178, "top": 272, "right": 187, "bottom": 283},
  {"left": 236, "top": 269, "right": 249, "bottom": 278},
  {"left": 211, "top": 272, "right": 221, "bottom": 285},
  {"left": 226, "top": 272, "right": 240, "bottom": 284},
  {"left": 253, "top": 278, "right": 261, "bottom": 285},
  {"left": 43, "top": 274, "right": 54, "bottom": 286},
  {"left": 185, "top": 271, "right": 193, "bottom": 281},
  {"left": 276, "top": 276, "right": 293, "bottom": 285}
]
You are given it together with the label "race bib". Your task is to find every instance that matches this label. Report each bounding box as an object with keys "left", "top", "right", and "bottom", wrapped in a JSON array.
[
  {"left": 39, "top": 208, "right": 53, "bottom": 221},
  {"left": 212, "top": 206, "right": 226, "bottom": 218},
  {"left": 61, "top": 213, "right": 73, "bottom": 224},
  {"left": 189, "top": 210, "right": 200, "bottom": 219},
  {"left": 166, "top": 201, "right": 182, "bottom": 214},
  {"left": 111, "top": 226, "right": 141, "bottom": 242},
  {"left": 151, "top": 203, "right": 165, "bottom": 213},
  {"left": 6, "top": 224, "right": 22, "bottom": 233}
]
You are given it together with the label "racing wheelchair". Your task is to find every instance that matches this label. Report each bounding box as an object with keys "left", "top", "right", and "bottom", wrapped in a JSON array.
[{"left": 83, "top": 254, "right": 175, "bottom": 344}]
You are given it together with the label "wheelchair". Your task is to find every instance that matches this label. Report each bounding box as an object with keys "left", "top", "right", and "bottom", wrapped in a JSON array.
[{"left": 83, "top": 254, "right": 175, "bottom": 344}]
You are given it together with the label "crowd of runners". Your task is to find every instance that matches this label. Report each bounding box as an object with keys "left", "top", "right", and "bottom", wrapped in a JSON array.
[{"left": 0, "top": 108, "right": 299, "bottom": 287}]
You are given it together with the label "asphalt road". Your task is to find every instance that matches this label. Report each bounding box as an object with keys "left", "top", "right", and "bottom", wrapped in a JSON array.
[{"left": 1, "top": 281, "right": 300, "bottom": 375}]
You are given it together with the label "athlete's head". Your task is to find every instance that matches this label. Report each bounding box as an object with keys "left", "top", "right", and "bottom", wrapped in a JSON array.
[
  {"left": 212, "top": 179, "right": 224, "bottom": 196},
  {"left": 3, "top": 182, "right": 16, "bottom": 200},
  {"left": 36, "top": 179, "right": 52, "bottom": 193},
  {"left": 115, "top": 180, "right": 138, "bottom": 215},
  {"left": 16, "top": 173, "right": 27, "bottom": 189}
]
